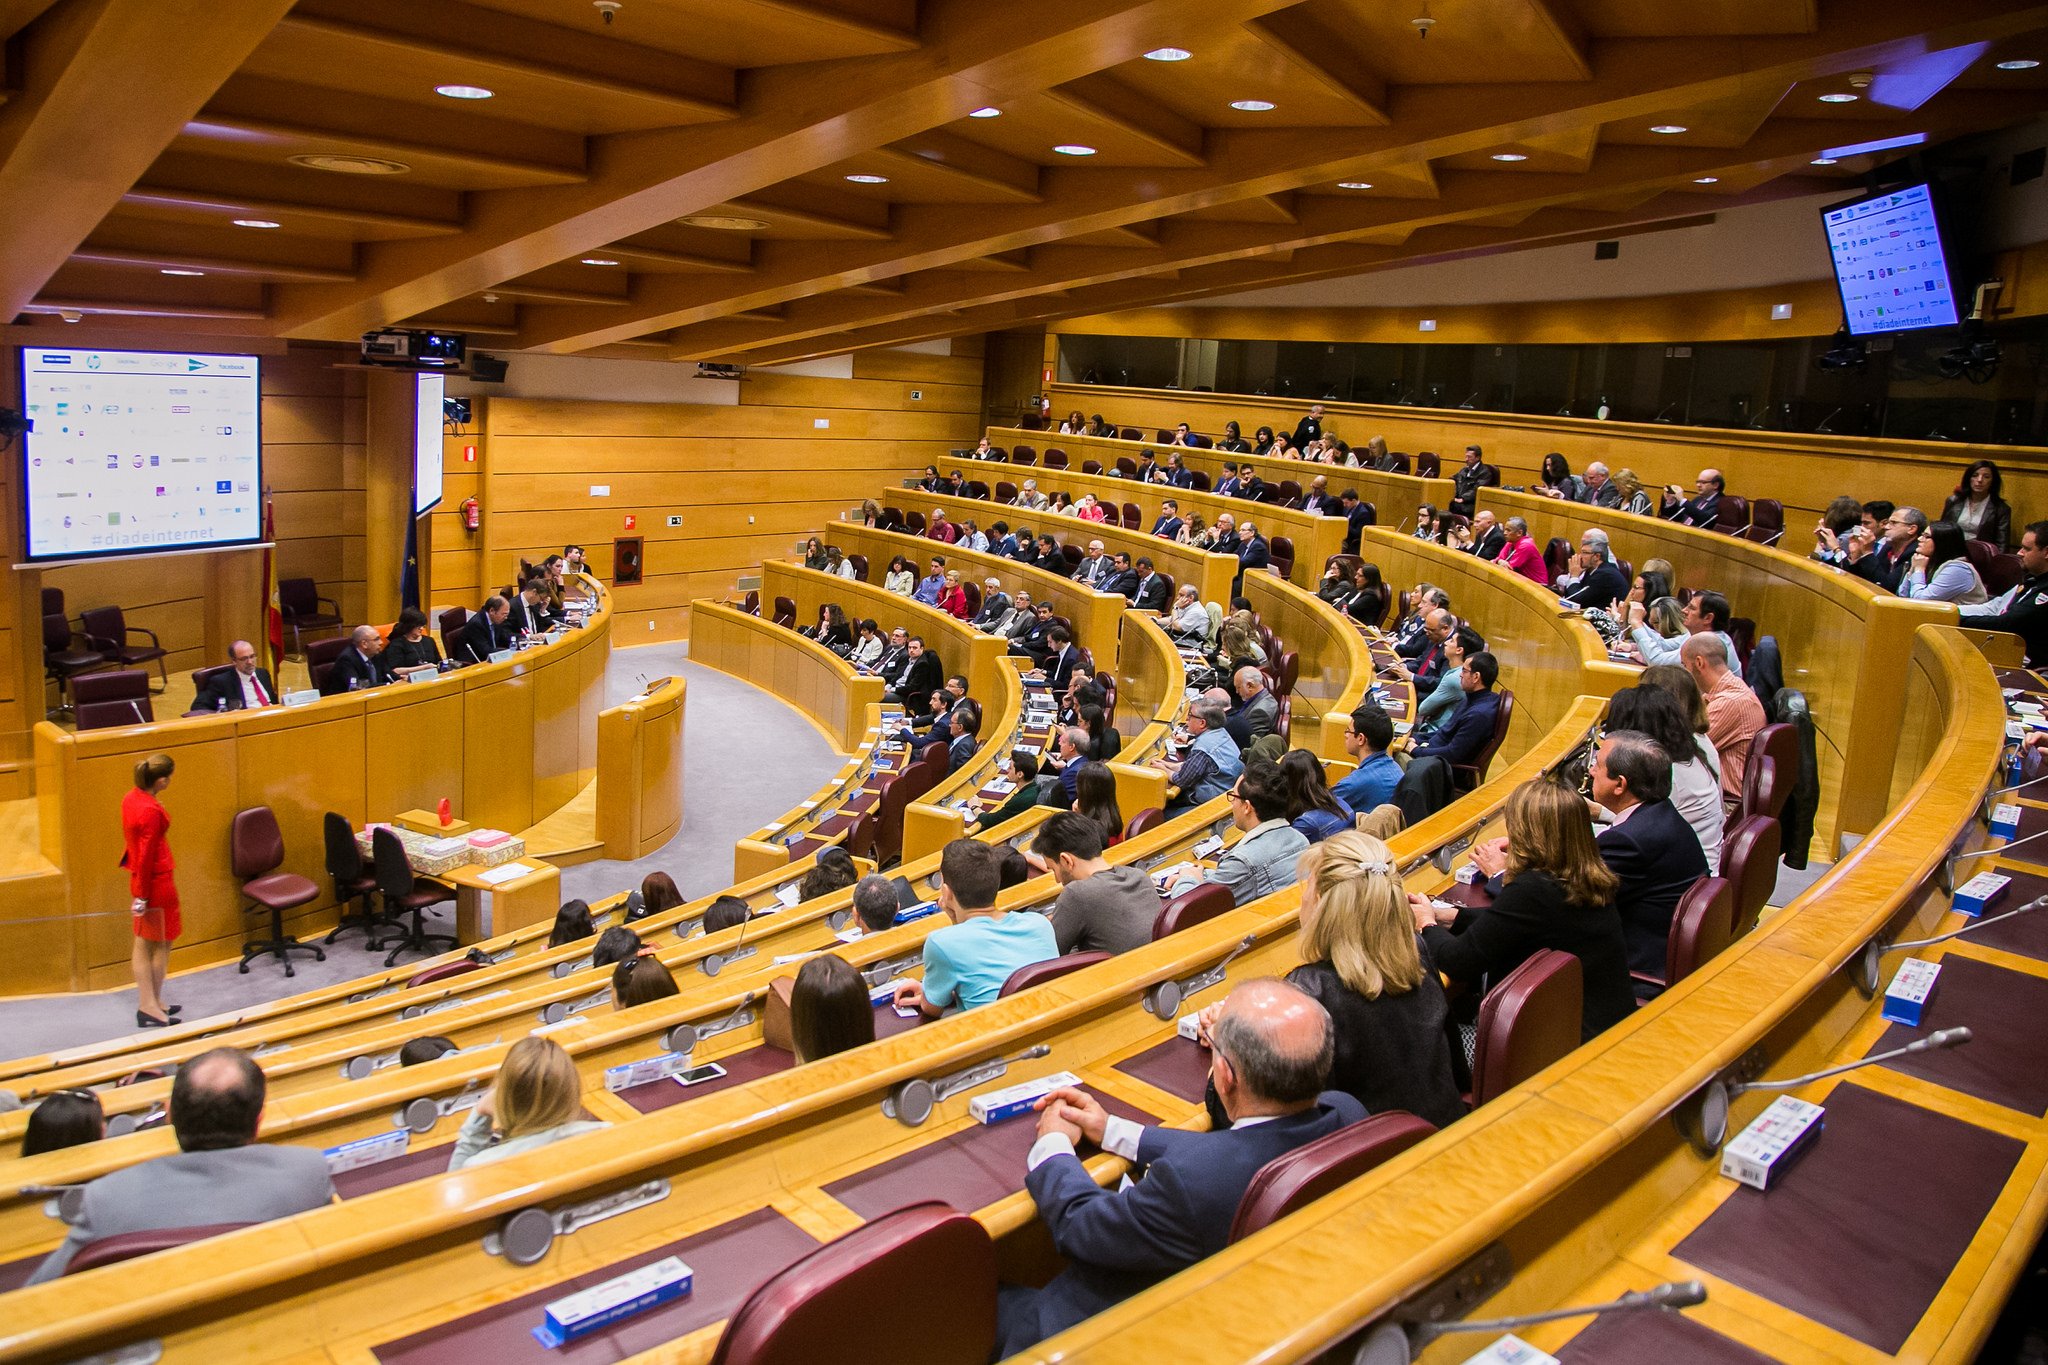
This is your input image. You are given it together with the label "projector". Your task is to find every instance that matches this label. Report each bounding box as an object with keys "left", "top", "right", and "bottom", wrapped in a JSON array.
[
  {"left": 360, "top": 329, "right": 466, "bottom": 369},
  {"left": 695, "top": 362, "right": 743, "bottom": 380}
]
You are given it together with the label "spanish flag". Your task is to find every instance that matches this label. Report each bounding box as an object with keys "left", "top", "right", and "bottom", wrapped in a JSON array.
[{"left": 263, "top": 496, "right": 284, "bottom": 674}]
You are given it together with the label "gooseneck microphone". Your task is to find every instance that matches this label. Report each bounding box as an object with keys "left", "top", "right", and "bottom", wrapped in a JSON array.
[
  {"left": 1353, "top": 1282, "right": 1708, "bottom": 1364},
  {"left": 1677, "top": 1028, "right": 1972, "bottom": 1154}
]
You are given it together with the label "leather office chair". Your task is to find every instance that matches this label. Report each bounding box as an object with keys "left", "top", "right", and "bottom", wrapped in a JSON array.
[
  {"left": 772, "top": 596, "right": 796, "bottom": 629},
  {"left": 1081, "top": 459, "right": 1102, "bottom": 475},
  {"left": 1269, "top": 536, "right": 1294, "bottom": 582},
  {"left": 960, "top": 480, "right": 989, "bottom": 501},
  {"left": 1119, "top": 427, "right": 1142, "bottom": 441},
  {"left": 877, "top": 506, "right": 904, "bottom": 531},
  {"left": 848, "top": 554, "right": 869, "bottom": 581},
  {"left": 1229, "top": 1112, "right": 1436, "bottom": 1242},
  {"left": 80, "top": 605, "right": 168, "bottom": 691},
  {"left": 1450, "top": 689, "right": 1514, "bottom": 793},
  {"left": 1713, "top": 494, "right": 1751, "bottom": 536},
  {"left": 1043, "top": 448, "right": 1068, "bottom": 469},
  {"left": 67, "top": 1223, "right": 257, "bottom": 1276},
  {"left": 42, "top": 585, "right": 64, "bottom": 618},
  {"left": 304, "top": 636, "right": 350, "bottom": 695},
  {"left": 1011, "top": 449, "right": 1036, "bottom": 467},
  {"left": 1728, "top": 755, "right": 1779, "bottom": 833},
  {"left": 72, "top": 669, "right": 153, "bottom": 731},
  {"left": 995, "top": 481, "right": 1017, "bottom": 503},
  {"left": 1121, "top": 501, "right": 1141, "bottom": 529},
  {"left": 371, "top": 827, "right": 459, "bottom": 967},
  {"left": 43, "top": 611, "right": 106, "bottom": 713},
  {"left": 999, "top": 950, "right": 1112, "bottom": 997},
  {"left": 904, "top": 510, "right": 926, "bottom": 536},
  {"left": 873, "top": 752, "right": 945, "bottom": 868},
  {"left": 278, "top": 578, "right": 343, "bottom": 655},
  {"left": 1111, "top": 456, "right": 1134, "bottom": 479},
  {"left": 437, "top": 606, "right": 469, "bottom": 658},
  {"left": 1415, "top": 452, "right": 1439, "bottom": 477},
  {"left": 846, "top": 807, "right": 879, "bottom": 864},
  {"left": 1153, "top": 881, "right": 1233, "bottom": 938},
  {"left": 1750, "top": 722, "right": 1798, "bottom": 808},
  {"left": 1543, "top": 538, "right": 1573, "bottom": 582},
  {"left": 233, "top": 807, "right": 325, "bottom": 977},
  {"left": 405, "top": 959, "right": 483, "bottom": 988},
  {"left": 1390, "top": 454, "right": 1412, "bottom": 474},
  {"left": 1645, "top": 876, "right": 1736, "bottom": 995},
  {"left": 742, "top": 590, "right": 760, "bottom": 616},
  {"left": 324, "top": 811, "right": 400, "bottom": 947},
  {"left": 1744, "top": 498, "right": 1785, "bottom": 546},
  {"left": 1273, "top": 651, "right": 1300, "bottom": 705},
  {"left": 1277, "top": 479, "right": 1302, "bottom": 508},
  {"left": 1189, "top": 470, "right": 1211, "bottom": 490},
  {"left": 1467, "top": 948, "right": 1581, "bottom": 1107},
  {"left": 1719, "top": 816, "right": 1782, "bottom": 938},
  {"left": 710, "top": 1202, "right": 996, "bottom": 1365},
  {"left": 1123, "top": 806, "right": 1164, "bottom": 840},
  {"left": 1987, "top": 551, "right": 2024, "bottom": 595}
]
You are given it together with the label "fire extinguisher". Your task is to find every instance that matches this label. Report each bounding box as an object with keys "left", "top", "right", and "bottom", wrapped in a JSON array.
[{"left": 460, "top": 496, "right": 481, "bottom": 532}]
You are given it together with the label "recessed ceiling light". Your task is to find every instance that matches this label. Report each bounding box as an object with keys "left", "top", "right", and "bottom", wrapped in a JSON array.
[
  {"left": 1650, "top": 124, "right": 1688, "bottom": 134},
  {"left": 160, "top": 268, "right": 205, "bottom": 276},
  {"left": 580, "top": 257, "right": 619, "bottom": 266},
  {"left": 1693, "top": 176, "right": 1720, "bottom": 184},
  {"left": 1230, "top": 99, "right": 1276, "bottom": 112},
  {"left": 1817, "top": 92, "right": 1859, "bottom": 103},
  {"left": 1337, "top": 181, "right": 1373, "bottom": 189},
  {"left": 1144, "top": 47, "right": 1191, "bottom": 61},
  {"left": 1810, "top": 156, "right": 1839, "bottom": 166},
  {"left": 681, "top": 213, "right": 770, "bottom": 231},
  {"left": 1491, "top": 152, "right": 1528, "bottom": 162},
  {"left": 844, "top": 174, "right": 889, "bottom": 184},
  {"left": 232, "top": 218, "right": 281, "bottom": 229},
  {"left": 1054, "top": 144, "right": 1097, "bottom": 156},
  {"left": 435, "top": 84, "right": 494, "bottom": 100},
  {"left": 969, "top": 107, "right": 1002, "bottom": 118},
  {"left": 290, "top": 153, "right": 410, "bottom": 175},
  {"left": 1998, "top": 58, "right": 2041, "bottom": 70}
]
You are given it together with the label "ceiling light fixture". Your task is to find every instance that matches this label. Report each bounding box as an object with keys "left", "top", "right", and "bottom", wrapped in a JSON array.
[
  {"left": 1998, "top": 58, "right": 2041, "bottom": 70},
  {"left": 1337, "top": 181, "right": 1373, "bottom": 189},
  {"left": 1817, "top": 92, "right": 1859, "bottom": 103},
  {"left": 844, "top": 173, "right": 889, "bottom": 184},
  {"left": 1144, "top": 47, "right": 1191, "bottom": 61},
  {"left": 1693, "top": 176, "right": 1720, "bottom": 184},
  {"left": 681, "top": 213, "right": 770, "bottom": 231},
  {"left": 1411, "top": 0, "right": 1435, "bottom": 39},
  {"left": 1053, "top": 144, "right": 1097, "bottom": 156},
  {"left": 1491, "top": 152, "right": 1527, "bottom": 162},
  {"left": 232, "top": 218, "right": 281, "bottom": 229},
  {"left": 435, "top": 84, "right": 494, "bottom": 100},
  {"left": 1230, "top": 99, "right": 1276, "bottom": 112},
  {"left": 580, "top": 257, "right": 619, "bottom": 266},
  {"left": 1650, "top": 124, "right": 1688, "bottom": 134},
  {"left": 160, "top": 268, "right": 205, "bottom": 276},
  {"left": 969, "top": 107, "right": 1002, "bottom": 118},
  {"left": 1810, "top": 156, "right": 1839, "bottom": 166},
  {"left": 289, "top": 153, "right": 410, "bottom": 175}
]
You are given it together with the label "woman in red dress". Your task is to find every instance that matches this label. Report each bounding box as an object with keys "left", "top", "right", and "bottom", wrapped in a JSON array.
[{"left": 121, "top": 753, "right": 180, "bottom": 1028}]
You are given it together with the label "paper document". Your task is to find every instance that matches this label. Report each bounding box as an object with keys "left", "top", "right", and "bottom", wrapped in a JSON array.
[{"left": 479, "top": 862, "right": 535, "bottom": 885}]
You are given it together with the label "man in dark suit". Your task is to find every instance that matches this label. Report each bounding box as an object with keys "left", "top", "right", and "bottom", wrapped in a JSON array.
[
  {"left": 1039, "top": 625, "right": 1079, "bottom": 693},
  {"left": 971, "top": 578, "right": 1013, "bottom": 630},
  {"left": 1290, "top": 403, "right": 1326, "bottom": 452},
  {"left": 1963, "top": 521, "right": 2048, "bottom": 664},
  {"left": 1406, "top": 609, "right": 1457, "bottom": 692},
  {"left": 1236, "top": 467, "right": 1267, "bottom": 503},
  {"left": 1163, "top": 453, "right": 1195, "bottom": 488},
  {"left": 884, "top": 635, "right": 943, "bottom": 712},
  {"left": 196, "top": 640, "right": 279, "bottom": 711},
  {"left": 1073, "top": 539, "right": 1113, "bottom": 590},
  {"left": 944, "top": 703, "right": 982, "bottom": 773},
  {"left": 1129, "top": 558, "right": 1171, "bottom": 611},
  {"left": 1035, "top": 534, "right": 1071, "bottom": 577},
  {"left": 1235, "top": 520, "right": 1271, "bottom": 579},
  {"left": 1844, "top": 506, "right": 1925, "bottom": 594},
  {"left": 455, "top": 596, "right": 512, "bottom": 665},
  {"left": 1406, "top": 650, "right": 1501, "bottom": 769},
  {"left": 1449, "top": 444, "right": 1499, "bottom": 517},
  {"left": 1592, "top": 730, "right": 1708, "bottom": 987},
  {"left": 1010, "top": 601, "right": 1057, "bottom": 659},
  {"left": 1662, "top": 468, "right": 1726, "bottom": 528},
  {"left": 506, "top": 578, "right": 557, "bottom": 636},
  {"left": 996, "top": 979, "right": 1365, "bottom": 1356},
  {"left": 1098, "top": 551, "right": 1139, "bottom": 600},
  {"left": 1557, "top": 529, "right": 1631, "bottom": 611},
  {"left": 1337, "top": 489, "right": 1375, "bottom": 555},
  {"left": 1133, "top": 449, "right": 1162, "bottom": 484},
  {"left": 28, "top": 1048, "right": 334, "bottom": 1283},
  {"left": 1299, "top": 473, "right": 1338, "bottom": 516},
  {"left": 321, "top": 625, "right": 388, "bottom": 695},
  {"left": 1214, "top": 463, "right": 1244, "bottom": 499},
  {"left": 1149, "top": 499, "right": 1184, "bottom": 540},
  {"left": 866, "top": 626, "right": 909, "bottom": 679},
  {"left": 1461, "top": 509, "right": 1507, "bottom": 561}
]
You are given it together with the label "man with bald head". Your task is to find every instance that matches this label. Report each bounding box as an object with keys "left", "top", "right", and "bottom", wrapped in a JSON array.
[
  {"left": 1664, "top": 467, "right": 1727, "bottom": 528},
  {"left": 196, "top": 638, "right": 278, "bottom": 711},
  {"left": 320, "top": 624, "right": 388, "bottom": 695},
  {"left": 995, "top": 979, "right": 1364, "bottom": 1355},
  {"left": 29, "top": 1047, "right": 334, "bottom": 1283},
  {"left": 1225, "top": 663, "right": 1278, "bottom": 749}
]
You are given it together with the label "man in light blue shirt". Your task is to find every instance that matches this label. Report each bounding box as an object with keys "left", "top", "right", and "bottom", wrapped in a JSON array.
[
  {"left": 894, "top": 839, "right": 1057, "bottom": 1015},
  {"left": 1626, "top": 589, "right": 1737, "bottom": 669},
  {"left": 913, "top": 554, "right": 948, "bottom": 606},
  {"left": 1332, "top": 704, "right": 1402, "bottom": 813},
  {"left": 1153, "top": 698, "right": 1242, "bottom": 811}
]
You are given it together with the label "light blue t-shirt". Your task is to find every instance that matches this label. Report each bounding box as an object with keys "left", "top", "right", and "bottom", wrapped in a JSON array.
[{"left": 921, "top": 911, "right": 1060, "bottom": 1010}]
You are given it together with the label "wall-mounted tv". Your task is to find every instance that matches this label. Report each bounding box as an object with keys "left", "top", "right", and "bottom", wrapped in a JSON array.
[{"left": 1820, "top": 182, "right": 1962, "bottom": 337}]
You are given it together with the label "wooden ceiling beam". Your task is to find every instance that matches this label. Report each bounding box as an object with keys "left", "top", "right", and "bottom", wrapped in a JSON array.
[
  {"left": 483, "top": 283, "right": 628, "bottom": 306},
  {"left": 182, "top": 110, "right": 588, "bottom": 187},
  {"left": 0, "top": 0, "right": 295, "bottom": 323},
  {"left": 514, "top": 0, "right": 2048, "bottom": 353},
  {"left": 120, "top": 182, "right": 463, "bottom": 236},
  {"left": 873, "top": 132, "right": 1043, "bottom": 201},
  {"left": 1242, "top": 11, "right": 1390, "bottom": 123},
  {"left": 69, "top": 246, "right": 352, "bottom": 283},
  {"left": 21, "top": 297, "right": 268, "bottom": 322},
  {"left": 263, "top": 0, "right": 1307, "bottom": 342},
  {"left": 1042, "top": 73, "right": 1207, "bottom": 164},
  {"left": 602, "top": 243, "right": 756, "bottom": 274}
]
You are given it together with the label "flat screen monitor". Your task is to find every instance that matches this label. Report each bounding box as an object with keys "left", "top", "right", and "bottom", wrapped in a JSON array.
[
  {"left": 1820, "top": 183, "right": 1962, "bottom": 336},
  {"left": 414, "top": 371, "right": 444, "bottom": 516},
  {"left": 17, "top": 347, "right": 263, "bottom": 564}
]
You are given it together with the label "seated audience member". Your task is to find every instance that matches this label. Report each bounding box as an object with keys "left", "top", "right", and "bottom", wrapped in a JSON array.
[
  {"left": 1035, "top": 811, "right": 1163, "bottom": 954},
  {"left": 1405, "top": 651, "right": 1502, "bottom": 770},
  {"left": 1393, "top": 586, "right": 1448, "bottom": 655},
  {"left": 971, "top": 577, "right": 1013, "bottom": 629},
  {"left": 1411, "top": 779, "right": 1634, "bottom": 1040},
  {"left": 1168, "top": 759, "right": 1309, "bottom": 903},
  {"left": 1495, "top": 516, "right": 1548, "bottom": 585},
  {"left": 883, "top": 635, "right": 944, "bottom": 712},
  {"left": 988, "top": 522, "right": 1020, "bottom": 558},
  {"left": 1076, "top": 494, "right": 1110, "bottom": 524},
  {"left": 1336, "top": 562, "right": 1388, "bottom": 626},
  {"left": 1576, "top": 461, "right": 1621, "bottom": 508},
  {"left": 912, "top": 555, "right": 948, "bottom": 606},
  {"left": 991, "top": 590, "right": 1037, "bottom": 645},
  {"left": 1163, "top": 583, "right": 1212, "bottom": 645},
  {"left": 1045, "top": 727, "right": 1090, "bottom": 806},
  {"left": 456, "top": 597, "right": 512, "bottom": 665},
  {"left": 1590, "top": 730, "right": 1709, "bottom": 988},
  {"left": 919, "top": 466, "right": 946, "bottom": 494},
  {"left": 1155, "top": 698, "right": 1243, "bottom": 810},
  {"left": 1413, "top": 626, "right": 1483, "bottom": 739},
  {"left": 1017, "top": 479, "right": 1051, "bottom": 511},
  {"left": 1225, "top": 665, "right": 1279, "bottom": 749},
  {"left": 1034, "top": 532, "right": 1068, "bottom": 572},
  {"left": 1128, "top": 557, "right": 1170, "bottom": 610},
  {"left": 1901, "top": 520, "right": 1989, "bottom": 604},
  {"left": 322, "top": 624, "right": 388, "bottom": 694},
  {"left": 1039, "top": 625, "right": 1080, "bottom": 692},
  {"left": 24, "top": 1089, "right": 105, "bottom": 1157},
  {"left": 935, "top": 569, "right": 971, "bottom": 620},
  {"left": 1811, "top": 494, "right": 1865, "bottom": 567},
  {"left": 1216, "top": 611, "right": 1265, "bottom": 669},
  {"left": 1299, "top": 473, "right": 1337, "bottom": 515},
  {"left": 381, "top": 609, "right": 444, "bottom": 678},
  {"left": 507, "top": 577, "right": 558, "bottom": 636},
  {"left": 1556, "top": 529, "right": 1629, "bottom": 610},
  {"left": 997, "top": 979, "right": 1365, "bottom": 1357},
  {"left": 1531, "top": 452, "right": 1584, "bottom": 502},
  {"left": 631, "top": 871, "right": 685, "bottom": 922},
  {"left": 1195, "top": 832, "right": 1467, "bottom": 1127},
  {"left": 1606, "top": 684, "right": 1723, "bottom": 871},
  {"left": 1334, "top": 704, "right": 1403, "bottom": 813},
  {"left": 399, "top": 1036, "right": 459, "bottom": 1067},
  {"left": 928, "top": 508, "right": 958, "bottom": 544},
  {"left": 1413, "top": 503, "right": 1446, "bottom": 543},
  {"left": 702, "top": 894, "right": 753, "bottom": 934},
  {"left": 547, "top": 900, "right": 596, "bottom": 947},
  {"left": 789, "top": 955, "right": 875, "bottom": 1064},
  {"left": 1661, "top": 468, "right": 1726, "bottom": 527},
  {"left": 799, "top": 847, "right": 861, "bottom": 902},
  {"left": 590, "top": 925, "right": 642, "bottom": 969},
  {"left": 1009, "top": 602, "right": 1057, "bottom": 660},
  {"left": 1610, "top": 468, "right": 1655, "bottom": 516},
  {"left": 448, "top": 1036, "right": 607, "bottom": 1171},
  {"left": 1407, "top": 609, "right": 1459, "bottom": 692},
  {"left": 847, "top": 618, "right": 885, "bottom": 668},
  {"left": 197, "top": 638, "right": 281, "bottom": 711},
  {"left": 1073, "top": 538, "right": 1111, "bottom": 588},
  {"left": 1449, "top": 444, "right": 1499, "bottom": 517},
  {"left": 1216, "top": 421, "right": 1250, "bottom": 454},
  {"left": 971, "top": 751, "right": 1044, "bottom": 832},
  {"left": 959, "top": 520, "right": 989, "bottom": 553},
  {"left": 1844, "top": 506, "right": 1926, "bottom": 593},
  {"left": 1071, "top": 760, "right": 1124, "bottom": 844},
  {"left": 1962, "top": 521, "right": 2048, "bottom": 663},
  {"left": 29, "top": 1048, "right": 335, "bottom": 1283},
  {"left": 801, "top": 603, "right": 853, "bottom": 652},
  {"left": 1454, "top": 509, "right": 1505, "bottom": 561},
  {"left": 1099, "top": 551, "right": 1139, "bottom": 598},
  {"left": 1279, "top": 749, "right": 1353, "bottom": 844},
  {"left": 1860, "top": 499, "right": 1896, "bottom": 534},
  {"left": 823, "top": 545, "right": 857, "bottom": 579},
  {"left": 883, "top": 554, "right": 915, "bottom": 596},
  {"left": 802, "top": 535, "right": 828, "bottom": 571},
  {"left": 1317, "top": 560, "right": 1354, "bottom": 605},
  {"left": 1682, "top": 634, "right": 1764, "bottom": 798},
  {"left": 1944, "top": 458, "right": 2012, "bottom": 548},
  {"left": 847, "top": 874, "right": 901, "bottom": 936},
  {"left": 1165, "top": 452, "right": 1196, "bottom": 486},
  {"left": 1234, "top": 519, "right": 1272, "bottom": 583},
  {"left": 1624, "top": 589, "right": 1737, "bottom": 668},
  {"left": 1151, "top": 499, "right": 1185, "bottom": 539},
  {"left": 893, "top": 840, "right": 1058, "bottom": 1016},
  {"left": 1210, "top": 511, "right": 1241, "bottom": 555},
  {"left": 939, "top": 702, "right": 983, "bottom": 773},
  {"left": 1626, "top": 569, "right": 1673, "bottom": 613},
  {"left": 613, "top": 954, "right": 681, "bottom": 1009}
]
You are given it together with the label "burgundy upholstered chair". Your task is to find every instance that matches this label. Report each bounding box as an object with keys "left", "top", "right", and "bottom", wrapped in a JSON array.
[
  {"left": 324, "top": 811, "right": 399, "bottom": 947},
  {"left": 1153, "top": 881, "right": 1234, "bottom": 937},
  {"left": 80, "top": 604, "right": 168, "bottom": 690},
  {"left": 278, "top": 578, "right": 343, "bottom": 655},
  {"left": 67, "top": 1223, "right": 256, "bottom": 1276},
  {"left": 72, "top": 669, "right": 152, "bottom": 731},
  {"left": 1123, "top": 806, "right": 1164, "bottom": 840},
  {"left": 1000, "top": 950, "right": 1112, "bottom": 997},
  {"left": 1719, "top": 816, "right": 1782, "bottom": 938},
  {"left": 1229, "top": 1112, "right": 1436, "bottom": 1241},
  {"left": 1467, "top": 948, "right": 1581, "bottom": 1107},
  {"left": 233, "top": 806, "right": 325, "bottom": 977}
]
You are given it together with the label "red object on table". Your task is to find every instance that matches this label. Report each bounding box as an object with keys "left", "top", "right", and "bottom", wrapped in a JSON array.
[{"left": 436, "top": 798, "right": 452, "bottom": 827}]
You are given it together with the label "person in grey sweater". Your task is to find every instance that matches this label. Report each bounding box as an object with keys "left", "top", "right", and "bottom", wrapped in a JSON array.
[
  {"left": 1033, "top": 811, "right": 1164, "bottom": 954},
  {"left": 448, "top": 1035, "right": 609, "bottom": 1171},
  {"left": 1168, "top": 759, "right": 1309, "bottom": 906}
]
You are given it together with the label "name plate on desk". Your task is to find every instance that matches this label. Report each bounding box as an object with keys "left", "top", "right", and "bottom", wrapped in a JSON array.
[
  {"left": 323, "top": 1129, "right": 410, "bottom": 1175},
  {"left": 404, "top": 669, "right": 438, "bottom": 684},
  {"left": 283, "top": 689, "right": 320, "bottom": 707},
  {"left": 1721, "top": 1095, "right": 1823, "bottom": 1190},
  {"left": 535, "top": 1257, "right": 693, "bottom": 1347},
  {"left": 488, "top": 648, "right": 516, "bottom": 665}
]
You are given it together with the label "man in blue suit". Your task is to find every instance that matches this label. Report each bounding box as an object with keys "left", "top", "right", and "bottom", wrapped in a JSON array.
[
  {"left": 1149, "top": 498, "right": 1184, "bottom": 540},
  {"left": 996, "top": 979, "right": 1364, "bottom": 1356},
  {"left": 1406, "top": 650, "right": 1501, "bottom": 769},
  {"left": 1591, "top": 730, "right": 1708, "bottom": 990}
]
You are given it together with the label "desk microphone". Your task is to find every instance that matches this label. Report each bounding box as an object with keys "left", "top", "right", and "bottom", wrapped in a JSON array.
[
  {"left": 1457, "top": 393, "right": 1478, "bottom": 409},
  {"left": 1814, "top": 408, "right": 1842, "bottom": 434},
  {"left": 1355, "top": 1281, "right": 1706, "bottom": 1363},
  {"left": 1676, "top": 1027, "right": 1971, "bottom": 1154},
  {"left": 1943, "top": 829, "right": 2048, "bottom": 891},
  {"left": 1652, "top": 404, "right": 1677, "bottom": 423},
  {"left": 1848, "top": 894, "right": 2048, "bottom": 995},
  {"left": 1756, "top": 527, "right": 1785, "bottom": 546},
  {"left": 127, "top": 699, "right": 147, "bottom": 726}
]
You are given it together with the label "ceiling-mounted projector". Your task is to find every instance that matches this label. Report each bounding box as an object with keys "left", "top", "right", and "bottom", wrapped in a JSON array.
[{"left": 361, "top": 328, "right": 466, "bottom": 369}]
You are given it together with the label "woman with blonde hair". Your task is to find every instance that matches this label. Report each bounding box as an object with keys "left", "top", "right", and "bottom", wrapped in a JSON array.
[
  {"left": 448, "top": 1036, "right": 608, "bottom": 1169},
  {"left": 1410, "top": 779, "right": 1634, "bottom": 1039},
  {"left": 1197, "top": 831, "right": 1465, "bottom": 1126},
  {"left": 1610, "top": 468, "right": 1655, "bottom": 516},
  {"left": 1216, "top": 610, "right": 1265, "bottom": 667},
  {"left": 1176, "top": 510, "right": 1210, "bottom": 548}
]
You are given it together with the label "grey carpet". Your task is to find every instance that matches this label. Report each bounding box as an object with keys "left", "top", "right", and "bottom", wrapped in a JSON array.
[{"left": 0, "top": 644, "right": 843, "bottom": 1063}]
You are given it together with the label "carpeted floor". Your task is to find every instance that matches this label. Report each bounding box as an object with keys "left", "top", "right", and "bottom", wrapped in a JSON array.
[{"left": 0, "top": 643, "right": 844, "bottom": 1062}]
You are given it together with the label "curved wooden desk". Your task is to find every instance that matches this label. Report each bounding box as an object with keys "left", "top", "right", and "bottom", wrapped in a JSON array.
[
  {"left": 689, "top": 600, "right": 881, "bottom": 754},
  {"left": 593, "top": 675, "right": 685, "bottom": 862},
  {"left": 16, "top": 586, "right": 612, "bottom": 993}
]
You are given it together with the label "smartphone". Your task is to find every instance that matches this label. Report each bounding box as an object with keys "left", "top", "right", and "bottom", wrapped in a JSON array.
[{"left": 672, "top": 1062, "right": 728, "bottom": 1087}]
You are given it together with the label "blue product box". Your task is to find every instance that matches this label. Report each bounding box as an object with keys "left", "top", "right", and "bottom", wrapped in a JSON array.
[
  {"left": 1991, "top": 803, "right": 2022, "bottom": 840},
  {"left": 1953, "top": 872, "right": 2009, "bottom": 917},
  {"left": 533, "top": 1257, "right": 693, "bottom": 1347},
  {"left": 893, "top": 900, "right": 942, "bottom": 924},
  {"left": 1882, "top": 958, "right": 1941, "bottom": 1026}
]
